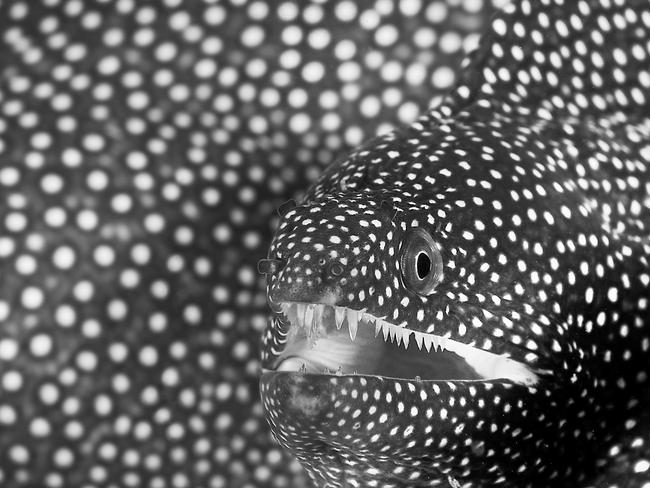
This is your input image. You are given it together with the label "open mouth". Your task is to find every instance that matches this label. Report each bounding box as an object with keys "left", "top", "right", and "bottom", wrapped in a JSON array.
[{"left": 267, "top": 302, "right": 539, "bottom": 386}]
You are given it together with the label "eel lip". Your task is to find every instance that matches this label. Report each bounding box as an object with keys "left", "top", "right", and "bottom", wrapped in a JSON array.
[{"left": 267, "top": 302, "right": 540, "bottom": 386}]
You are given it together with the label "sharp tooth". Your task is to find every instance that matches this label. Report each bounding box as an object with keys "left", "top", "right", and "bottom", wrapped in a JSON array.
[
  {"left": 287, "top": 323, "right": 298, "bottom": 341},
  {"left": 335, "top": 307, "right": 346, "bottom": 329},
  {"left": 395, "top": 326, "right": 403, "bottom": 346},
  {"left": 382, "top": 321, "right": 390, "bottom": 341},
  {"left": 285, "top": 303, "right": 297, "bottom": 325},
  {"left": 305, "top": 304, "right": 315, "bottom": 328},
  {"left": 374, "top": 320, "right": 382, "bottom": 337},
  {"left": 347, "top": 309, "right": 358, "bottom": 341},
  {"left": 402, "top": 330, "right": 411, "bottom": 349},
  {"left": 439, "top": 336, "right": 448, "bottom": 352},
  {"left": 313, "top": 304, "right": 324, "bottom": 328},
  {"left": 388, "top": 323, "right": 397, "bottom": 342},
  {"left": 305, "top": 304, "right": 318, "bottom": 347},
  {"left": 423, "top": 334, "right": 434, "bottom": 353},
  {"left": 295, "top": 303, "right": 307, "bottom": 328},
  {"left": 432, "top": 336, "right": 440, "bottom": 352},
  {"left": 414, "top": 331, "right": 424, "bottom": 350}
]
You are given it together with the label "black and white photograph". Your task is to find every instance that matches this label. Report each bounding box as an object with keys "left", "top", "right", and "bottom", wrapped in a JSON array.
[{"left": 0, "top": 0, "right": 649, "bottom": 487}]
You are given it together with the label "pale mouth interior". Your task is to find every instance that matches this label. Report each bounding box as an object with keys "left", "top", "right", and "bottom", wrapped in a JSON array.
[{"left": 272, "top": 302, "right": 539, "bottom": 386}]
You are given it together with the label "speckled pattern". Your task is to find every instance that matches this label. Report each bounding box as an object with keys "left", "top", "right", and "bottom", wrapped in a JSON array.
[
  {"left": 0, "top": 0, "right": 495, "bottom": 487},
  {"left": 261, "top": 0, "right": 650, "bottom": 487}
]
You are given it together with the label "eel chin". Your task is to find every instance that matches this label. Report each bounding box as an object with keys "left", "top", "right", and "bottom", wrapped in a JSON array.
[{"left": 268, "top": 302, "right": 539, "bottom": 386}]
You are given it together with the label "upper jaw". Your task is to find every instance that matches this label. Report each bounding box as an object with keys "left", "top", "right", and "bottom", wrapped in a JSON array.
[{"left": 264, "top": 301, "right": 540, "bottom": 386}]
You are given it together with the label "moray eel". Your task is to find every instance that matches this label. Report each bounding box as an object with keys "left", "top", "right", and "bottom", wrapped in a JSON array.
[
  {"left": 0, "top": 0, "right": 496, "bottom": 486},
  {"left": 260, "top": 0, "right": 650, "bottom": 486}
]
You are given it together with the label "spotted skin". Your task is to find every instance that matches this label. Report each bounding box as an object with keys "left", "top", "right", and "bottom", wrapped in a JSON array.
[
  {"left": 0, "top": 0, "right": 496, "bottom": 486},
  {"left": 261, "top": 0, "right": 650, "bottom": 487}
]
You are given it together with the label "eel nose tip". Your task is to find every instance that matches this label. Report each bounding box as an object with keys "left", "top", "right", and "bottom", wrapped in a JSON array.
[
  {"left": 277, "top": 199, "right": 297, "bottom": 217},
  {"left": 257, "top": 258, "right": 285, "bottom": 275}
]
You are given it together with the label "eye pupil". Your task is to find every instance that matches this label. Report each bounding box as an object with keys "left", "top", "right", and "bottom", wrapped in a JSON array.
[
  {"left": 400, "top": 228, "right": 443, "bottom": 296},
  {"left": 416, "top": 252, "right": 431, "bottom": 279}
]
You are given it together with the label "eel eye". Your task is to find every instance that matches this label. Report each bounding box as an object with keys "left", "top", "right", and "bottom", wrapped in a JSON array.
[{"left": 400, "top": 228, "right": 443, "bottom": 296}]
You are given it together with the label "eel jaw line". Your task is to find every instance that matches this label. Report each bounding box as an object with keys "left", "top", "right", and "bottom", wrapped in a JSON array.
[{"left": 269, "top": 302, "right": 539, "bottom": 387}]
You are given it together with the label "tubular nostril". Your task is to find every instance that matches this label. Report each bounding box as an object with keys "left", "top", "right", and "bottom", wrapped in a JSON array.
[
  {"left": 257, "top": 258, "right": 285, "bottom": 275},
  {"left": 277, "top": 199, "right": 297, "bottom": 217},
  {"left": 327, "top": 261, "right": 344, "bottom": 277}
]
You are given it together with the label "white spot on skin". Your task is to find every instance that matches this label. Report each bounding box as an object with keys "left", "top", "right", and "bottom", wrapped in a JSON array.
[
  {"left": 0, "top": 339, "right": 19, "bottom": 361},
  {"left": 634, "top": 460, "right": 650, "bottom": 473},
  {"left": 21, "top": 287, "right": 44, "bottom": 309},
  {"left": 29, "top": 334, "right": 53, "bottom": 357},
  {"left": 607, "top": 287, "right": 619, "bottom": 302},
  {"left": 52, "top": 246, "right": 76, "bottom": 269},
  {"left": 2, "top": 370, "right": 24, "bottom": 391}
]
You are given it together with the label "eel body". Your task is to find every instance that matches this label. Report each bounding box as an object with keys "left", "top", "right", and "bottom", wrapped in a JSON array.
[{"left": 260, "top": 0, "right": 650, "bottom": 486}]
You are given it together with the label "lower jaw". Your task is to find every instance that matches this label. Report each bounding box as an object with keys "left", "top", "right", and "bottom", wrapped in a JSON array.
[
  {"left": 259, "top": 371, "right": 527, "bottom": 478},
  {"left": 260, "top": 372, "right": 560, "bottom": 488}
]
